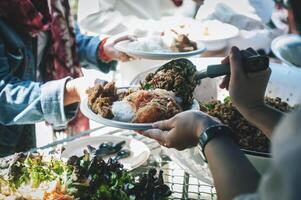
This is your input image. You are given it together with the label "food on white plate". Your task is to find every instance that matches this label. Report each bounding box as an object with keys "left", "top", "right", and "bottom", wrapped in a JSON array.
[
  {"left": 124, "top": 30, "right": 198, "bottom": 53},
  {"left": 170, "top": 34, "right": 197, "bottom": 52},
  {"left": 126, "top": 36, "right": 171, "bottom": 53},
  {"left": 0, "top": 147, "right": 171, "bottom": 200},
  {"left": 87, "top": 82, "right": 182, "bottom": 123},
  {"left": 87, "top": 59, "right": 200, "bottom": 123}
]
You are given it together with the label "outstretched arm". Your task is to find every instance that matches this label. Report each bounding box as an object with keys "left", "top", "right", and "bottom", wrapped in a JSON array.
[{"left": 140, "top": 110, "right": 260, "bottom": 200}]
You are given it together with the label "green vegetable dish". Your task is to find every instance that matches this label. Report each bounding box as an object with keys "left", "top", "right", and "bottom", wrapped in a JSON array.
[{"left": 0, "top": 148, "right": 171, "bottom": 200}]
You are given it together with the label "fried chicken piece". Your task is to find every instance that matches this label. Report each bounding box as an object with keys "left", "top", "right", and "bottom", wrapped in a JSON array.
[
  {"left": 102, "top": 81, "right": 117, "bottom": 98},
  {"left": 125, "top": 90, "right": 154, "bottom": 110},
  {"left": 86, "top": 84, "right": 104, "bottom": 105},
  {"left": 133, "top": 103, "right": 166, "bottom": 123},
  {"left": 98, "top": 106, "right": 114, "bottom": 119},
  {"left": 132, "top": 90, "right": 182, "bottom": 123},
  {"left": 91, "top": 97, "right": 114, "bottom": 119},
  {"left": 86, "top": 81, "right": 118, "bottom": 119},
  {"left": 170, "top": 34, "right": 197, "bottom": 52}
]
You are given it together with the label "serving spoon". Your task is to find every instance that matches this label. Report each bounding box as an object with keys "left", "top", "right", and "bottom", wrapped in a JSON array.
[{"left": 152, "top": 55, "right": 269, "bottom": 83}]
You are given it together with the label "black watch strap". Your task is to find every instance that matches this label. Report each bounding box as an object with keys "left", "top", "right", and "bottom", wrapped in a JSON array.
[{"left": 199, "top": 125, "right": 237, "bottom": 161}]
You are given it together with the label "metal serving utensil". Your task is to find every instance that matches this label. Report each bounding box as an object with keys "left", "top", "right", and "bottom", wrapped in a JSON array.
[
  {"left": 195, "top": 55, "right": 269, "bottom": 81},
  {"left": 152, "top": 55, "right": 269, "bottom": 83}
]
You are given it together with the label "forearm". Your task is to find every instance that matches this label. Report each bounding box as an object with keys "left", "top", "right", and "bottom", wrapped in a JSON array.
[
  {"left": 241, "top": 104, "right": 284, "bottom": 138},
  {"left": 204, "top": 137, "right": 260, "bottom": 200},
  {"left": 75, "top": 25, "right": 117, "bottom": 73}
]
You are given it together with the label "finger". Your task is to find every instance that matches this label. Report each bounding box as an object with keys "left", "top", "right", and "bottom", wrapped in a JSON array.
[
  {"left": 219, "top": 75, "right": 230, "bottom": 89},
  {"left": 139, "top": 129, "right": 168, "bottom": 144},
  {"left": 248, "top": 67, "right": 272, "bottom": 79},
  {"left": 241, "top": 50, "right": 253, "bottom": 59},
  {"left": 114, "top": 35, "right": 135, "bottom": 44},
  {"left": 152, "top": 118, "right": 175, "bottom": 130},
  {"left": 120, "top": 54, "right": 130, "bottom": 62},
  {"left": 221, "top": 55, "right": 229, "bottom": 64},
  {"left": 246, "top": 47, "right": 258, "bottom": 55},
  {"left": 229, "top": 46, "right": 244, "bottom": 79},
  {"left": 115, "top": 52, "right": 130, "bottom": 62}
]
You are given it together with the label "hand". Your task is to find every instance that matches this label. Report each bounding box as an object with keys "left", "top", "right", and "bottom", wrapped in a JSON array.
[
  {"left": 64, "top": 77, "right": 107, "bottom": 105},
  {"left": 103, "top": 34, "right": 136, "bottom": 62},
  {"left": 139, "top": 111, "right": 220, "bottom": 150},
  {"left": 219, "top": 47, "right": 271, "bottom": 116}
]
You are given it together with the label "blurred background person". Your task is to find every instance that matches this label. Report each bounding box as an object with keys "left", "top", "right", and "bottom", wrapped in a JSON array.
[
  {"left": 195, "top": 0, "right": 285, "bottom": 54},
  {"left": 0, "top": 0, "right": 132, "bottom": 157},
  {"left": 77, "top": 0, "right": 199, "bottom": 36}
]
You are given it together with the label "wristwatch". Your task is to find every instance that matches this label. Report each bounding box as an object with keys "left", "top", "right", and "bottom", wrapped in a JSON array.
[{"left": 199, "top": 124, "right": 237, "bottom": 162}]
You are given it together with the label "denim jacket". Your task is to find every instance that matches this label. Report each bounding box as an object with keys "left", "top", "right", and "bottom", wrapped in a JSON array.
[{"left": 0, "top": 19, "right": 116, "bottom": 154}]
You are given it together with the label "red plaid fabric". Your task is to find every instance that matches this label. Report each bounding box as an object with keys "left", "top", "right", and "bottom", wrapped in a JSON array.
[
  {"left": 0, "top": 0, "right": 88, "bottom": 134},
  {"left": 0, "top": 0, "right": 50, "bottom": 35},
  {"left": 0, "top": 0, "right": 82, "bottom": 81}
]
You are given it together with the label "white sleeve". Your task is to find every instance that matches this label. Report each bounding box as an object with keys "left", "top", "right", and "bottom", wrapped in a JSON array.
[
  {"left": 77, "top": 0, "right": 140, "bottom": 35},
  {"left": 195, "top": 0, "right": 274, "bottom": 27},
  {"left": 256, "top": 109, "right": 301, "bottom": 200},
  {"left": 235, "top": 109, "right": 301, "bottom": 200}
]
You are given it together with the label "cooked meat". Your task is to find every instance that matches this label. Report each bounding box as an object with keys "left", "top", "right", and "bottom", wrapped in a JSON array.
[
  {"left": 86, "top": 82, "right": 117, "bottom": 119},
  {"left": 87, "top": 84, "right": 104, "bottom": 106},
  {"left": 128, "top": 89, "right": 182, "bottom": 123},
  {"left": 126, "top": 90, "right": 155, "bottom": 110},
  {"left": 133, "top": 103, "right": 166, "bottom": 123},
  {"left": 170, "top": 34, "right": 197, "bottom": 52},
  {"left": 102, "top": 81, "right": 117, "bottom": 98},
  {"left": 87, "top": 82, "right": 183, "bottom": 123}
]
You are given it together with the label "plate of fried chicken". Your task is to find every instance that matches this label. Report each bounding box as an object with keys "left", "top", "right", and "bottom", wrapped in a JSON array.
[
  {"left": 81, "top": 82, "right": 200, "bottom": 130},
  {"left": 81, "top": 59, "right": 201, "bottom": 130}
]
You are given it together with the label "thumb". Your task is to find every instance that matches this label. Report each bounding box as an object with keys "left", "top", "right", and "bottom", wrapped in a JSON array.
[
  {"left": 152, "top": 117, "right": 175, "bottom": 131},
  {"left": 229, "top": 46, "right": 244, "bottom": 80}
]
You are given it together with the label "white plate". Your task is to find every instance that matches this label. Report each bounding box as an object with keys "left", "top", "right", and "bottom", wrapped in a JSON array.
[
  {"left": 115, "top": 40, "right": 206, "bottom": 60},
  {"left": 80, "top": 97, "right": 200, "bottom": 130},
  {"left": 61, "top": 135, "right": 150, "bottom": 171},
  {"left": 188, "top": 20, "right": 239, "bottom": 51},
  {"left": 271, "top": 34, "right": 301, "bottom": 68}
]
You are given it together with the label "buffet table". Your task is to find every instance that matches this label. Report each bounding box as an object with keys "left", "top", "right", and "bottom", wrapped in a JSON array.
[{"left": 34, "top": 126, "right": 216, "bottom": 200}]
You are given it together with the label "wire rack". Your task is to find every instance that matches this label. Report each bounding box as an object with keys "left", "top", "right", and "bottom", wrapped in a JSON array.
[{"left": 89, "top": 127, "right": 217, "bottom": 200}]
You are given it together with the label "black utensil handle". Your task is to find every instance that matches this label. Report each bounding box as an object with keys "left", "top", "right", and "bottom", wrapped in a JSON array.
[{"left": 206, "top": 55, "right": 269, "bottom": 78}]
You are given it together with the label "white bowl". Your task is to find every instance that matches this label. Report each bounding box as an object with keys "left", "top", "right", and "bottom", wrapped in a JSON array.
[
  {"left": 189, "top": 20, "right": 239, "bottom": 51},
  {"left": 271, "top": 34, "right": 301, "bottom": 68}
]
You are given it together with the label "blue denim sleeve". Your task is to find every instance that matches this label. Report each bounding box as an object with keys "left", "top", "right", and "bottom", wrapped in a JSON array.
[
  {"left": 75, "top": 24, "right": 117, "bottom": 73},
  {"left": 0, "top": 42, "right": 77, "bottom": 128}
]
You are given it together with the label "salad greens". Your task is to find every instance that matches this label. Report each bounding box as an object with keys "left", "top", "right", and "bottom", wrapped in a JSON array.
[{"left": 0, "top": 146, "right": 171, "bottom": 200}]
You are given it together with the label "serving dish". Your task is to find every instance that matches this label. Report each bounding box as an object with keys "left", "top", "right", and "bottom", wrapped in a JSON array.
[
  {"left": 189, "top": 20, "right": 239, "bottom": 51},
  {"left": 271, "top": 34, "right": 301, "bottom": 67},
  {"left": 61, "top": 135, "right": 150, "bottom": 171}
]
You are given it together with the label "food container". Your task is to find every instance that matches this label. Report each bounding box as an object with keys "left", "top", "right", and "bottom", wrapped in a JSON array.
[
  {"left": 189, "top": 20, "right": 239, "bottom": 51},
  {"left": 131, "top": 57, "right": 301, "bottom": 184},
  {"left": 271, "top": 34, "right": 301, "bottom": 68}
]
